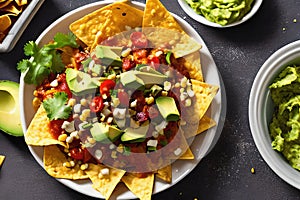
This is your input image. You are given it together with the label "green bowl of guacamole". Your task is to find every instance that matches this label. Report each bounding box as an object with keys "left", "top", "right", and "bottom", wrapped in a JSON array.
[
  {"left": 249, "top": 40, "right": 300, "bottom": 189},
  {"left": 178, "top": 0, "right": 263, "bottom": 27}
]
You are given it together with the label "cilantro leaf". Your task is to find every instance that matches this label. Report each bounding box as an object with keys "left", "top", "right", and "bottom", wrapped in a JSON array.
[
  {"left": 43, "top": 92, "right": 72, "bottom": 120},
  {"left": 48, "top": 32, "right": 79, "bottom": 49},
  {"left": 17, "top": 32, "right": 79, "bottom": 86}
]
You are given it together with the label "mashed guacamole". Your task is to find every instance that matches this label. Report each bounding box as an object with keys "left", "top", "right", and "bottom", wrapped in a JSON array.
[
  {"left": 185, "top": 0, "right": 254, "bottom": 26},
  {"left": 269, "top": 65, "right": 300, "bottom": 171}
]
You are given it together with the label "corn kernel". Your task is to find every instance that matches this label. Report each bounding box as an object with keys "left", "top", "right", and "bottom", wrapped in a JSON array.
[
  {"left": 145, "top": 96, "right": 154, "bottom": 104},
  {"left": 80, "top": 163, "right": 89, "bottom": 171},
  {"left": 58, "top": 134, "right": 68, "bottom": 142}
]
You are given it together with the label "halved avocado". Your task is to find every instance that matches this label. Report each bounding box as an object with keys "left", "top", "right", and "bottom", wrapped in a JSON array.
[{"left": 0, "top": 80, "right": 23, "bottom": 136}]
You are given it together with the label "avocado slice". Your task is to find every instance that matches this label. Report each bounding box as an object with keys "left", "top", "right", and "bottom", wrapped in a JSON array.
[
  {"left": 0, "top": 80, "right": 23, "bottom": 136},
  {"left": 121, "top": 121, "right": 150, "bottom": 142},
  {"left": 120, "top": 71, "right": 145, "bottom": 89},
  {"left": 94, "top": 45, "right": 123, "bottom": 67},
  {"left": 120, "top": 71, "right": 167, "bottom": 89},
  {"left": 90, "top": 122, "right": 123, "bottom": 143},
  {"left": 65, "top": 68, "right": 99, "bottom": 96},
  {"left": 156, "top": 96, "right": 180, "bottom": 121}
]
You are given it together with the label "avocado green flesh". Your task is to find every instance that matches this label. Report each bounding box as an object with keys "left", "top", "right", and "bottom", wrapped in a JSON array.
[
  {"left": 120, "top": 70, "right": 167, "bottom": 89},
  {"left": 269, "top": 65, "right": 300, "bottom": 171},
  {"left": 185, "top": 0, "right": 254, "bottom": 26},
  {"left": 0, "top": 80, "right": 23, "bottom": 136},
  {"left": 90, "top": 122, "right": 123, "bottom": 143},
  {"left": 156, "top": 96, "right": 180, "bottom": 122},
  {"left": 121, "top": 121, "right": 150, "bottom": 142},
  {"left": 66, "top": 68, "right": 99, "bottom": 96},
  {"left": 95, "top": 45, "right": 122, "bottom": 67}
]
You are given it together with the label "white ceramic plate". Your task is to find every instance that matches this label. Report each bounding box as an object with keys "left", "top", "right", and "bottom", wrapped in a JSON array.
[
  {"left": 0, "top": 0, "right": 45, "bottom": 53},
  {"left": 178, "top": 0, "right": 263, "bottom": 28},
  {"left": 249, "top": 40, "right": 300, "bottom": 189},
  {"left": 19, "top": 0, "right": 226, "bottom": 198}
]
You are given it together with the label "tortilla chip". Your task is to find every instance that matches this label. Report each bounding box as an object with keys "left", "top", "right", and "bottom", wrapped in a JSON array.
[
  {"left": 183, "top": 115, "right": 216, "bottom": 138},
  {"left": 156, "top": 164, "right": 172, "bottom": 183},
  {"left": 3, "top": 4, "right": 23, "bottom": 16},
  {"left": 85, "top": 163, "right": 126, "bottom": 200},
  {"left": 178, "top": 147, "right": 194, "bottom": 159},
  {"left": 0, "top": 15, "right": 11, "bottom": 32},
  {"left": 0, "top": 155, "right": 5, "bottom": 167},
  {"left": 182, "top": 51, "right": 203, "bottom": 81},
  {"left": 191, "top": 79, "right": 219, "bottom": 120},
  {"left": 25, "top": 105, "right": 67, "bottom": 147},
  {"left": 122, "top": 173, "right": 154, "bottom": 200},
  {"left": 43, "top": 145, "right": 89, "bottom": 179},
  {"left": 143, "top": 0, "right": 184, "bottom": 33},
  {"left": 167, "top": 128, "right": 194, "bottom": 160},
  {"left": 197, "top": 115, "right": 216, "bottom": 134},
  {"left": 69, "top": 1, "right": 143, "bottom": 48},
  {"left": 0, "top": 0, "right": 12, "bottom": 9},
  {"left": 15, "top": 0, "right": 27, "bottom": 6}
]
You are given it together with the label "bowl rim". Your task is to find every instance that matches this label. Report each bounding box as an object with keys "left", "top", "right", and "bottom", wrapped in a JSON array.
[
  {"left": 249, "top": 40, "right": 300, "bottom": 189},
  {"left": 177, "top": 0, "right": 263, "bottom": 28}
]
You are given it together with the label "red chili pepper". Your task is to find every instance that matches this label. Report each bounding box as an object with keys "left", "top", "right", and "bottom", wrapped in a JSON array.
[
  {"left": 100, "top": 79, "right": 116, "bottom": 96},
  {"left": 118, "top": 90, "right": 130, "bottom": 106},
  {"left": 130, "top": 32, "right": 149, "bottom": 48},
  {"left": 90, "top": 96, "right": 104, "bottom": 113},
  {"left": 69, "top": 147, "right": 84, "bottom": 160}
]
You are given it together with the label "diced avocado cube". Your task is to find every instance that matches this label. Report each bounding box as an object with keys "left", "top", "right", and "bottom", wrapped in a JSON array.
[
  {"left": 121, "top": 121, "right": 149, "bottom": 142},
  {"left": 120, "top": 71, "right": 145, "bottom": 89},
  {"left": 90, "top": 122, "right": 110, "bottom": 142},
  {"left": 65, "top": 68, "right": 99, "bottom": 96},
  {"left": 95, "top": 45, "right": 122, "bottom": 67},
  {"left": 90, "top": 122, "right": 123, "bottom": 143},
  {"left": 156, "top": 96, "right": 180, "bottom": 121}
]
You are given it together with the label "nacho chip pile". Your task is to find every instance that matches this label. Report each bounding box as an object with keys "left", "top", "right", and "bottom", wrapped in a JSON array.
[
  {"left": 0, "top": 0, "right": 30, "bottom": 42},
  {"left": 24, "top": 0, "right": 219, "bottom": 199}
]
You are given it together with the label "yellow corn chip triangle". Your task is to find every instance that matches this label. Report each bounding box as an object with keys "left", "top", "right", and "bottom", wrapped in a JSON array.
[
  {"left": 143, "top": 0, "right": 184, "bottom": 33},
  {"left": 25, "top": 105, "right": 67, "bottom": 147},
  {"left": 69, "top": 1, "right": 144, "bottom": 48},
  {"left": 43, "top": 145, "right": 88, "bottom": 179},
  {"left": 142, "top": 0, "right": 201, "bottom": 58},
  {"left": 85, "top": 163, "right": 126, "bottom": 200},
  {"left": 191, "top": 79, "right": 219, "bottom": 120},
  {"left": 156, "top": 164, "right": 172, "bottom": 183},
  {"left": 122, "top": 173, "right": 154, "bottom": 200},
  {"left": 183, "top": 115, "right": 217, "bottom": 139}
]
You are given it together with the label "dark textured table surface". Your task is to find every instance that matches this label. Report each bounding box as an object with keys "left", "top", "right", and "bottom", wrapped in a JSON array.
[{"left": 1, "top": 0, "right": 300, "bottom": 199}]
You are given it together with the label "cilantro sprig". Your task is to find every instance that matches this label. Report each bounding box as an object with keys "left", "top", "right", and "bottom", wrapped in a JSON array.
[
  {"left": 43, "top": 92, "right": 72, "bottom": 120},
  {"left": 17, "top": 32, "right": 79, "bottom": 86}
]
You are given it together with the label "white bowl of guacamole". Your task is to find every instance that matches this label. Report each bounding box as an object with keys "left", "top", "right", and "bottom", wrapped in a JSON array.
[
  {"left": 249, "top": 40, "right": 300, "bottom": 189},
  {"left": 178, "top": 0, "right": 263, "bottom": 28}
]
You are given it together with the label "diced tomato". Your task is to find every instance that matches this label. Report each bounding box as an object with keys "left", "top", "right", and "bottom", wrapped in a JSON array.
[
  {"left": 74, "top": 52, "right": 89, "bottom": 70},
  {"left": 90, "top": 96, "right": 104, "bottom": 113},
  {"left": 122, "top": 58, "right": 136, "bottom": 71},
  {"left": 56, "top": 73, "right": 72, "bottom": 98},
  {"left": 82, "top": 148, "right": 93, "bottom": 163},
  {"left": 118, "top": 90, "right": 130, "bottom": 106},
  {"left": 130, "top": 32, "right": 149, "bottom": 48},
  {"left": 100, "top": 79, "right": 116, "bottom": 96},
  {"left": 147, "top": 55, "right": 160, "bottom": 70},
  {"left": 49, "top": 119, "right": 64, "bottom": 139},
  {"left": 69, "top": 147, "right": 84, "bottom": 160}
]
